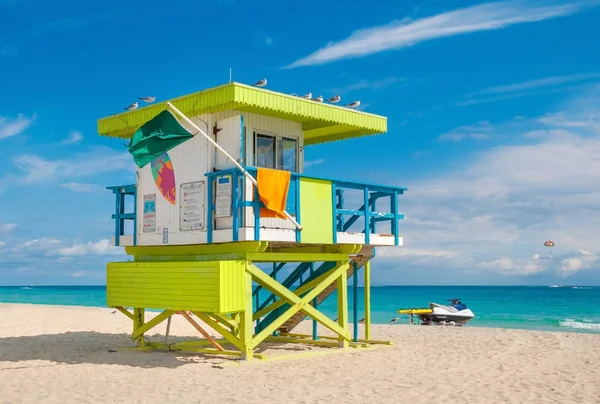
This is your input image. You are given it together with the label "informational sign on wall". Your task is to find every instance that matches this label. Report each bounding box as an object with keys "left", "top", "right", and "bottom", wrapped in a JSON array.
[
  {"left": 180, "top": 181, "right": 206, "bottom": 231},
  {"left": 215, "top": 175, "right": 232, "bottom": 218},
  {"left": 143, "top": 194, "right": 156, "bottom": 233}
]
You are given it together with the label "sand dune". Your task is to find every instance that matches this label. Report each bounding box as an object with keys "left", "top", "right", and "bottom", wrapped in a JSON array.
[{"left": 1, "top": 303, "right": 599, "bottom": 404}]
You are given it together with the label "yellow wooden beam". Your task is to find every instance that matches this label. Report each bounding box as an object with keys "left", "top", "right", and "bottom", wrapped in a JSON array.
[
  {"left": 133, "top": 308, "right": 145, "bottom": 348},
  {"left": 265, "top": 244, "right": 362, "bottom": 255},
  {"left": 207, "top": 312, "right": 238, "bottom": 334},
  {"left": 337, "top": 263, "right": 349, "bottom": 348},
  {"left": 132, "top": 310, "right": 172, "bottom": 340},
  {"left": 266, "top": 336, "right": 341, "bottom": 347},
  {"left": 280, "top": 332, "right": 392, "bottom": 345},
  {"left": 247, "top": 263, "right": 351, "bottom": 348},
  {"left": 364, "top": 259, "right": 371, "bottom": 340},
  {"left": 126, "top": 241, "right": 268, "bottom": 257},
  {"left": 239, "top": 271, "right": 254, "bottom": 360},
  {"left": 178, "top": 311, "right": 225, "bottom": 351},
  {"left": 193, "top": 311, "right": 244, "bottom": 352},
  {"left": 247, "top": 252, "right": 350, "bottom": 262},
  {"left": 114, "top": 306, "right": 136, "bottom": 322},
  {"left": 252, "top": 262, "right": 351, "bottom": 321}
]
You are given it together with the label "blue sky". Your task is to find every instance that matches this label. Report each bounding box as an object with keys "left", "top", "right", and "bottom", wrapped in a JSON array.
[{"left": 1, "top": 0, "right": 600, "bottom": 286}]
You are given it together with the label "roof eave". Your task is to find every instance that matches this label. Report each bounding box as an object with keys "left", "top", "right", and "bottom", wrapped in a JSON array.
[{"left": 97, "top": 82, "right": 387, "bottom": 143}]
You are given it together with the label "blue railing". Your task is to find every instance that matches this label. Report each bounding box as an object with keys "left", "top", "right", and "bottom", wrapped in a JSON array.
[
  {"left": 107, "top": 167, "right": 406, "bottom": 247},
  {"left": 107, "top": 184, "right": 137, "bottom": 247},
  {"left": 205, "top": 166, "right": 406, "bottom": 245},
  {"left": 205, "top": 167, "right": 301, "bottom": 243}
]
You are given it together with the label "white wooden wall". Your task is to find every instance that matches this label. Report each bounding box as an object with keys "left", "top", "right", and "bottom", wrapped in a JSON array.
[{"left": 134, "top": 110, "right": 305, "bottom": 246}]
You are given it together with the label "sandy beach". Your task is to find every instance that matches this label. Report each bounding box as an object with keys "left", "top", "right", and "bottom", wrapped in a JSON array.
[{"left": 1, "top": 303, "right": 599, "bottom": 404}]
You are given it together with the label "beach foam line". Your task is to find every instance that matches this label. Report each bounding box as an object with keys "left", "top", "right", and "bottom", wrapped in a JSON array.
[{"left": 559, "top": 320, "right": 600, "bottom": 331}]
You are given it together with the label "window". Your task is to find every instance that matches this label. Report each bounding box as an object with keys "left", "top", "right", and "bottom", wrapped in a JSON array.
[
  {"left": 254, "top": 133, "right": 298, "bottom": 172},
  {"left": 278, "top": 137, "right": 297, "bottom": 172},
  {"left": 255, "top": 134, "right": 275, "bottom": 169}
]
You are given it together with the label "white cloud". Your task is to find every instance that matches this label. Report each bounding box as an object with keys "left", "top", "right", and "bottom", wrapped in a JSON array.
[
  {"left": 0, "top": 113, "right": 35, "bottom": 139},
  {"left": 56, "top": 239, "right": 124, "bottom": 257},
  {"left": 62, "top": 131, "right": 83, "bottom": 144},
  {"left": 60, "top": 182, "right": 102, "bottom": 193},
  {"left": 0, "top": 223, "right": 17, "bottom": 233},
  {"left": 10, "top": 237, "right": 61, "bottom": 253},
  {"left": 6, "top": 146, "right": 133, "bottom": 187},
  {"left": 285, "top": 1, "right": 597, "bottom": 68},
  {"left": 467, "top": 73, "right": 600, "bottom": 97},
  {"left": 560, "top": 250, "right": 598, "bottom": 276},
  {"left": 328, "top": 77, "right": 403, "bottom": 94},
  {"left": 304, "top": 159, "right": 325, "bottom": 167},
  {"left": 438, "top": 120, "right": 495, "bottom": 141},
  {"left": 264, "top": 35, "right": 273, "bottom": 45},
  {"left": 378, "top": 84, "right": 600, "bottom": 279}
]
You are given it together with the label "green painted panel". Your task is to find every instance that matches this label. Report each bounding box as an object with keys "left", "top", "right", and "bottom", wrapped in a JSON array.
[
  {"left": 299, "top": 178, "right": 333, "bottom": 244},
  {"left": 107, "top": 260, "right": 246, "bottom": 313}
]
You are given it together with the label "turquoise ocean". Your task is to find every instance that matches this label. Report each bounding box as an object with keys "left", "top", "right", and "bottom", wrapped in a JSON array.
[{"left": 1, "top": 285, "right": 599, "bottom": 334}]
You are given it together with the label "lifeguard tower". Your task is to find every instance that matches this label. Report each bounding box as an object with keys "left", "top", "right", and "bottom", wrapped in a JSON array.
[{"left": 100, "top": 82, "right": 406, "bottom": 361}]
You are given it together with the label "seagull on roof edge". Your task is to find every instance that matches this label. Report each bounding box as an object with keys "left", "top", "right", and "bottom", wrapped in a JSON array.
[
  {"left": 328, "top": 95, "right": 341, "bottom": 104},
  {"left": 345, "top": 100, "right": 361, "bottom": 108},
  {"left": 302, "top": 92, "right": 312, "bottom": 99},
  {"left": 139, "top": 96, "right": 156, "bottom": 103},
  {"left": 312, "top": 95, "right": 323, "bottom": 102},
  {"left": 125, "top": 101, "right": 138, "bottom": 111},
  {"left": 253, "top": 78, "right": 267, "bottom": 87}
]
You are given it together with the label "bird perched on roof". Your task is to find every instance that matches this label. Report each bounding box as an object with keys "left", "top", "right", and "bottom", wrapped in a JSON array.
[
  {"left": 345, "top": 100, "right": 361, "bottom": 108},
  {"left": 125, "top": 101, "right": 138, "bottom": 111},
  {"left": 139, "top": 96, "right": 156, "bottom": 103},
  {"left": 253, "top": 78, "right": 267, "bottom": 87},
  {"left": 328, "top": 95, "right": 341, "bottom": 104},
  {"left": 302, "top": 92, "right": 312, "bottom": 99},
  {"left": 312, "top": 95, "right": 323, "bottom": 102}
]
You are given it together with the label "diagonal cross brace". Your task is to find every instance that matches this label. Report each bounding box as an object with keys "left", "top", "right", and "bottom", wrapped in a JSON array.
[{"left": 247, "top": 263, "right": 351, "bottom": 349}]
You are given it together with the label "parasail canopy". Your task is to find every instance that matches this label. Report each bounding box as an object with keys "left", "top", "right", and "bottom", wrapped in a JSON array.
[{"left": 544, "top": 240, "right": 555, "bottom": 247}]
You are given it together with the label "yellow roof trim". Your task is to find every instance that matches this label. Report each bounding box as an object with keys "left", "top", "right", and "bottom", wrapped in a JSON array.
[{"left": 97, "top": 82, "right": 387, "bottom": 146}]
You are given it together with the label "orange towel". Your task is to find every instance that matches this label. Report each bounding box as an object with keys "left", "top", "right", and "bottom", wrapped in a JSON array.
[{"left": 256, "top": 167, "right": 291, "bottom": 219}]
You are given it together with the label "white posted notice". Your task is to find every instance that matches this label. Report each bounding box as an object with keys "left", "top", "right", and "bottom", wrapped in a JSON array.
[
  {"left": 180, "top": 181, "right": 205, "bottom": 231},
  {"left": 215, "top": 175, "right": 232, "bottom": 218}
]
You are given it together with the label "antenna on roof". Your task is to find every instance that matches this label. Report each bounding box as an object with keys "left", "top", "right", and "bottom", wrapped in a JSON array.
[{"left": 229, "top": 68, "right": 232, "bottom": 83}]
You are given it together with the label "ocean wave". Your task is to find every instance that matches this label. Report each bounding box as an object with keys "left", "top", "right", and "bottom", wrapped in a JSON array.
[
  {"left": 19, "top": 287, "right": 32, "bottom": 290},
  {"left": 559, "top": 320, "right": 600, "bottom": 331}
]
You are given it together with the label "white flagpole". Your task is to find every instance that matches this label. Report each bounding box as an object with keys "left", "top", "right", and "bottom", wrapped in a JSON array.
[{"left": 165, "top": 102, "right": 303, "bottom": 231}]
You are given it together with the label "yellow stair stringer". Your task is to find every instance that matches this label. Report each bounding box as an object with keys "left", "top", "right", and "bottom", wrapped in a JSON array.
[{"left": 277, "top": 245, "right": 374, "bottom": 333}]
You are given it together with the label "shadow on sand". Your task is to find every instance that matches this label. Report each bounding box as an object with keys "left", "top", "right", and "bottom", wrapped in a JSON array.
[{"left": 0, "top": 331, "right": 314, "bottom": 369}]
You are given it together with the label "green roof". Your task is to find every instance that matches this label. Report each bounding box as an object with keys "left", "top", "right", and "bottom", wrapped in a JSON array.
[{"left": 97, "top": 82, "right": 387, "bottom": 146}]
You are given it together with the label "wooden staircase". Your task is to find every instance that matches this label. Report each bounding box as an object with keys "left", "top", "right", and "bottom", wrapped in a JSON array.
[{"left": 277, "top": 246, "right": 374, "bottom": 333}]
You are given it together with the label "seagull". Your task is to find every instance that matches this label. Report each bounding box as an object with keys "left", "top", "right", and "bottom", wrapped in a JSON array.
[
  {"left": 302, "top": 92, "right": 312, "bottom": 99},
  {"left": 312, "top": 95, "right": 323, "bottom": 102},
  {"left": 328, "top": 95, "right": 341, "bottom": 104},
  {"left": 124, "top": 101, "right": 138, "bottom": 111},
  {"left": 389, "top": 317, "right": 399, "bottom": 324},
  {"left": 139, "top": 96, "right": 156, "bottom": 103},
  {"left": 253, "top": 78, "right": 267, "bottom": 87},
  {"left": 345, "top": 100, "right": 361, "bottom": 108}
]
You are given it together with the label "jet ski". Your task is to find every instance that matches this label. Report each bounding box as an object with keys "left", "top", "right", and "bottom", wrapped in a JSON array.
[{"left": 417, "top": 298, "right": 475, "bottom": 326}]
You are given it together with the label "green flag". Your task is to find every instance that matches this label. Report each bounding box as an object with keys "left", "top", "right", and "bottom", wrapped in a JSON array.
[{"left": 127, "top": 110, "right": 194, "bottom": 168}]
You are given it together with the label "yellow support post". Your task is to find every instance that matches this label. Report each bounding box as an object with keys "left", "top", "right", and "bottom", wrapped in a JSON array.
[
  {"left": 337, "top": 261, "right": 349, "bottom": 348},
  {"left": 364, "top": 259, "right": 371, "bottom": 340},
  {"left": 133, "top": 308, "right": 145, "bottom": 348},
  {"left": 239, "top": 270, "right": 254, "bottom": 361}
]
